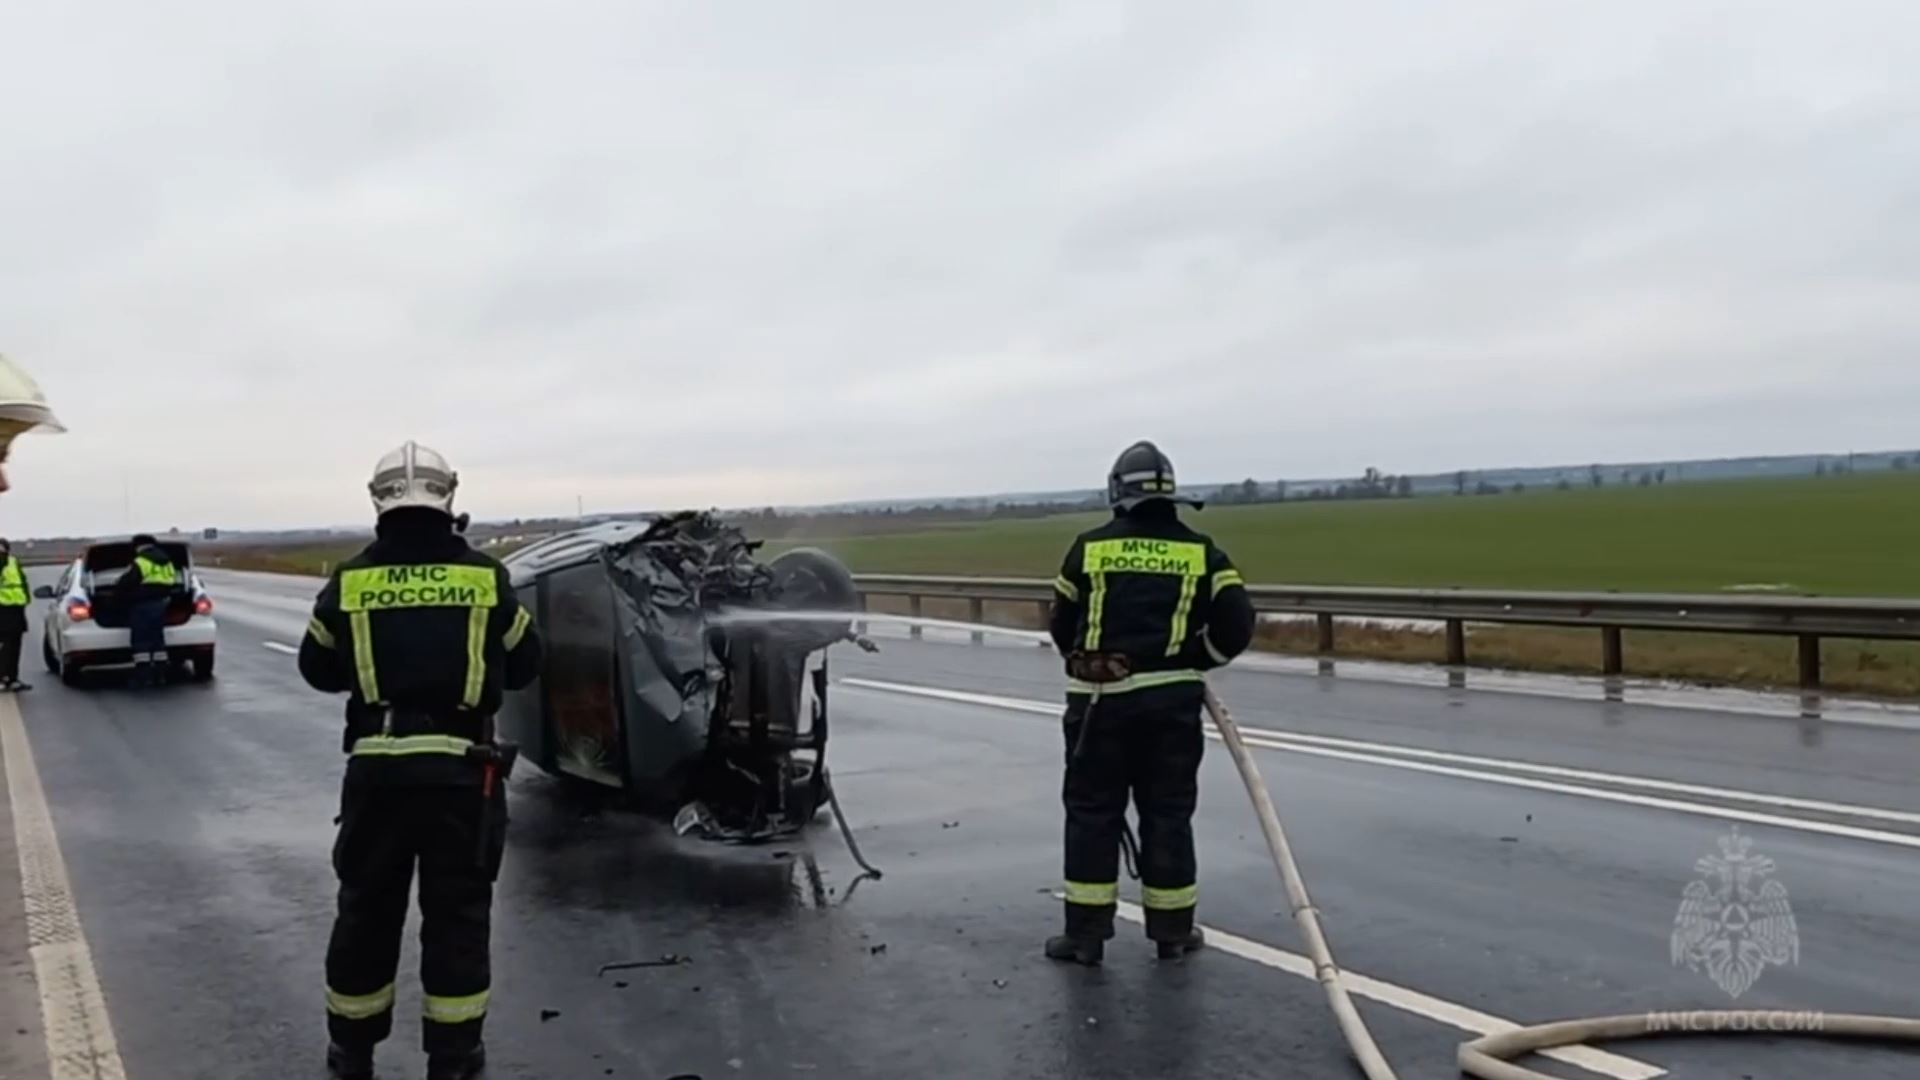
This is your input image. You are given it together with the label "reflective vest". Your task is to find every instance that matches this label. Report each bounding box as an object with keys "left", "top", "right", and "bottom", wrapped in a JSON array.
[
  {"left": 134, "top": 555, "right": 179, "bottom": 587},
  {"left": 0, "top": 557, "right": 26, "bottom": 607}
]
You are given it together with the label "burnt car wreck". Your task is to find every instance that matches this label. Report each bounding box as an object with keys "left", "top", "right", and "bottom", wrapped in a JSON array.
[{"left": 496, "top": 512, "right": 870, "bottom": 845}]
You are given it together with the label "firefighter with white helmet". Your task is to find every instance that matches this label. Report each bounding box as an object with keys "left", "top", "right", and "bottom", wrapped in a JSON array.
[
  {"left": 0, "top": 353, "right": 65, "bottom": 496},
  {"left": 299, "top": 441, "right": 542, "bottom": 1080}
]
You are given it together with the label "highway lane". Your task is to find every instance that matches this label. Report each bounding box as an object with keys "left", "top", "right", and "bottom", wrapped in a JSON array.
[{"left": 0, "top": 566, "right": 1913, "bottom": 1078}]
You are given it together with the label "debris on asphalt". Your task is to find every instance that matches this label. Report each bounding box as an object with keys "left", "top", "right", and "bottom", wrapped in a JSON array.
[
  {"left": 941, "top": 821, "right": 960, "bottom": 829},
  {"left": 870, "top": 944, "right": 888, "bottom": 955},
  {"left": 1500, "top": 836, "right": 1520, "bottom": 843},
  {"left": 614, "top": 981, "right": 630, "bottom": 989},
  {"left": 541, "top": 1009, "right": 562, "bottom": 1022},
  {"left": 599, "top": 954, "right": 693, "bottom": 975},
  {"left": 992, "top": 979, "right": 1009, "bottom": 989}
]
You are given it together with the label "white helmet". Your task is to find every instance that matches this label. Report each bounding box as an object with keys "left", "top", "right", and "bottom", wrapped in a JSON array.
[
  {"left": 0, "top": 354, "right": 64, "bottom": 447},
  {"left": 368, "top": 440, "right": 459, "bottom": 518}
]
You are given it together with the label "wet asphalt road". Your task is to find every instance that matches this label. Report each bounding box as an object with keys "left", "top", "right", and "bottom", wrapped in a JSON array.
[{"left": 2, "top": 567, "right": 1918, "bottom": 1079}]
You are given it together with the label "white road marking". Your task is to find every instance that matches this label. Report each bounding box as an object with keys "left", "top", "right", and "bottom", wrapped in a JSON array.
[
  {"left": 0, "top": 696, "right": 128, "bottom": 1079},
  {"left": 262, "top": 641, "right": 299, "bottom": 656},
  {"left": 1111, "top": 900, "right": 1666, "bottom": 1080},
  {"left": 840, "top": 678, "right": 1920, "bottom": 850},
  {"left": 1229, "top": 726, "right": 1920, "bottom": 827}
]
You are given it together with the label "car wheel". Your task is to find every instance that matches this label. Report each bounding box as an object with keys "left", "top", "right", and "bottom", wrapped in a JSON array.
[
  {"left": 191, "top": 654, "right": 215, "bottom": 682},
  {"left": 42, "top": 635, "right": 60, "bottom": 675},
  {"left": 60, "top": 662, "right": 83, "bottom": 688}
]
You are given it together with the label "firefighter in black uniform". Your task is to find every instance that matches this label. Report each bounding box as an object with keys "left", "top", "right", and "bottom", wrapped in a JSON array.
[
  {"left": 300, "top": 441, "right": 542, "bottom": 1080},
  {"left": 1045, "top": 440, "right": 1256, "bottom": 965}
]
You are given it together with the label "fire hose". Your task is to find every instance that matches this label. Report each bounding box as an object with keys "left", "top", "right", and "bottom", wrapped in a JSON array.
[{"left": 1201, "top": 684, "right": 1920, "bottom": 1079}]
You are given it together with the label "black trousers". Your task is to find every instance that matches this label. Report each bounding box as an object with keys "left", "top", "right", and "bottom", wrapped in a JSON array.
[
  {"left": 1060, "top": 684, "right": 1205, "bottom": 943},
  {"left": 0, "top": 628, "right": 22, "bottom": 683},
  {"left": 128, "top": 599, "right": 168, "bottom": 661},
  {"left": 325, "top": 779, "right": 508, "bottom": 1057}
]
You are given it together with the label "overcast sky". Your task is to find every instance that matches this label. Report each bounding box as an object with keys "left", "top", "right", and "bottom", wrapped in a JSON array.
[{"left": 3, "top": 1, "right": 1916, "bottom": 535}]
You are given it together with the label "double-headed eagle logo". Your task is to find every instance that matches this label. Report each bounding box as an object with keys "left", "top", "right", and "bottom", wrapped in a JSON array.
[{"left": 1671, "top": 827, "right": 1800, "bottom": 998}]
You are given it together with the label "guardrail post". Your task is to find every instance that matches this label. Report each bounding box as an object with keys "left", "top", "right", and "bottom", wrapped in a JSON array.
[
  {"left": 1316, "top": 614, "right": 1335, "bottom": 654},
  {"left": 1602, "top": 627, "right": 1624, "bottom": 676},
  {"left": 1798, "top": 635, "right": 1822, "bottom": 690},
  {"left": 855, "top": 592, "right": 869, "bottom": 637},
  {"left": 1445, "top": 619, "right": 1466, "bottom": 666},
  {"left": 968, "top": 597, "right": 985, "bottom": 645},
  {"left": 909, "top": 594, "right": 924, "bottom": 640}
]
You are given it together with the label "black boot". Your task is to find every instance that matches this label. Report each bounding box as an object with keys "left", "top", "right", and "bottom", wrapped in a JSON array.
[
  {"left": 1044, "top": 935, "right": 1104, "bottom": 967},
  {"left": 426, "top": 1046, "right": 486, "bottom": 1080},
  {"left": 1156, "top": 928, "right": 1206, "bottom": 961},
  {"left": 326, "top": 1042, "right": 374, "bottom": 1080}
]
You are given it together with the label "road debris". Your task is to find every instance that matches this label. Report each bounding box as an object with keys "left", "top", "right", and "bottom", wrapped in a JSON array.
[{"left": 600, "top": 954, "right": 693, "bottom": 975}]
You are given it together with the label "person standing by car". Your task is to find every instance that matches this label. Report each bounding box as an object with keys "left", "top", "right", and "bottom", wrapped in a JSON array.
[
  {"left": 0, "top": 538, "right": 31, "bottom": 691},
  {"left": 117, "top": 534, "right": 179, "bottom": 688},
  {"left": 299, "top": 441, "right": 541, "bottom": 1080},
  {"left": 0, "top": 353, "right": 64, "bottom": 497}
]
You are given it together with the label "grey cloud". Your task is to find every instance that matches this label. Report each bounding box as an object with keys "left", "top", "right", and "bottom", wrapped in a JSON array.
[{"left": 3, "top": 1, "right": 1918, "bottom": 534}]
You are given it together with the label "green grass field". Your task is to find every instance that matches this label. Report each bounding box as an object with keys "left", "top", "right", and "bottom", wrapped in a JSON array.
[{"left": 768, "top": 473, "right": 1920, "bottom": 597}]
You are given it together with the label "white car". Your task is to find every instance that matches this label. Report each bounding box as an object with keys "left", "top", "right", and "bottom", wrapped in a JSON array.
[{"left": 38, "top": 540, "right": 218, "bottom": 686}]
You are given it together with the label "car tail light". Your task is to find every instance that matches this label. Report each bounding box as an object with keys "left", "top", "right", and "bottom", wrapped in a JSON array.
[
  {"left": 194, "top": 596, "right": 214, "bottom": 616},
  {"left": 67, "top": 600, "right": 92, "bottom": 622}
]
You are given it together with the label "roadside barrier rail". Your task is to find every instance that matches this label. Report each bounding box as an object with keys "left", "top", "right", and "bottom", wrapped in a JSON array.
[{"left": 850, "top": 574, "right": 1920, "bottom": 690}]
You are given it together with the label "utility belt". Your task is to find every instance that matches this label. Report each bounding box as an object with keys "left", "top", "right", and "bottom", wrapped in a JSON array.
[
  {"left": 1065, "top": 650, "right": 1204, "bottom": 697},
  {"left": 345, "top": 706, "right": 517, "bottom": 780}
]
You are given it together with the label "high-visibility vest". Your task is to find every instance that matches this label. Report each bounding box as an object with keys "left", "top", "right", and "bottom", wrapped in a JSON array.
[
  {"left": 134, "top": 555, "right": 180, "bottom": 587},
  {"left": 0, "top": 557, "right": 26, "bottom": 607}
]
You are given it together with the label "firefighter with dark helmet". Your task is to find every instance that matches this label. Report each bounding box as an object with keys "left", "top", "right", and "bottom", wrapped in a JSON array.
[
  {"left": 1045, "top": 440, "right": 1256, "bottom": 965},
  {"left": 299, "top": 441, "right": 542, "bottom": 1080}
]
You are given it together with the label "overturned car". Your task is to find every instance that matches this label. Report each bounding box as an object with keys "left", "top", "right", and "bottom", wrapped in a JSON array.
[{"left": 496, "top": 512, "right": 867, "bottom": 842}]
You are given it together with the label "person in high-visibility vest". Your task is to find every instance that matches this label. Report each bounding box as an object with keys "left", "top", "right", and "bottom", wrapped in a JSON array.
[
  {"left": 0, "top": 538, "right": 32, "bottom": 691},
  {"left": 118, "top": 534, "right": 181, "bottom": 687},
  {"left": 0, "top": 352, "right": 64, "bottom": 497}
]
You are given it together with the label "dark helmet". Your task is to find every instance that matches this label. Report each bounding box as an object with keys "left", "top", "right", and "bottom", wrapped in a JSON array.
[{"left": 1107, "top": 440, "right": 1203, "bottom": 511}]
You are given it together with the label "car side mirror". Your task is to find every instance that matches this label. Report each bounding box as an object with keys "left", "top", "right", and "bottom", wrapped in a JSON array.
[{"left": 33, "top": 586, "right": 55, "bottom": 600}]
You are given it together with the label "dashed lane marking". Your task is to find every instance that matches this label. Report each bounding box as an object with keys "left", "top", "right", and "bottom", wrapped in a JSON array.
[
  {"left": 262, "top": 641, "right": 299, "bottom": 656},
  {"left": 0, "top": 695, "right": 126, "bottom": 1079}
]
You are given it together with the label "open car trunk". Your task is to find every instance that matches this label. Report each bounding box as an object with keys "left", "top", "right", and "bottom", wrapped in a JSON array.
[{"left": 83, "top": 542, "right": 196, "bottom": 629}]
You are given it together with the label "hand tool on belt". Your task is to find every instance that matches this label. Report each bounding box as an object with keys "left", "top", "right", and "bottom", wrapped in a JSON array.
[{"left": 466, "top": 713, "right": 519, "bottom": 866}]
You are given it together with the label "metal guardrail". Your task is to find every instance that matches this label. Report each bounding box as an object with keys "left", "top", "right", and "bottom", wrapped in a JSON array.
[{"left": 850, "top": 574, "right": 1920, "bottom": 690}]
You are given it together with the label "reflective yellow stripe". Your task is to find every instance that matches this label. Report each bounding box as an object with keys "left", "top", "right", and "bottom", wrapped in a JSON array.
[
  {"left": 1212, "top": 570, "right": 1245, "bottom": 596},
  {"left": 1064, "top": 880, "right": 1119, "bottom": 906},
  {"left": 1166, "top": 572, "right": 1199, "bottom": 656},
  {"left": 462, "top": 606, "right": 488, "bottom": 709},
  {"left": 1066, "top": 669, "right": 1204, "bottom": 696},
  {"left": 306, "top": 616, "right": 336, "bottom": 650},
  {"left": 350, "top": 734, "right": 475, "bottom": 757},
  {"left": 340, "top": 564, "right": 499, "bottom": 612},
  {"left": 1053, "top": 576, "right": 1080, "bottom": 603},
  {"left": 1083, "top": 539, "right": 1207, "bottom": 577},
  {"left": 327, "top": 983, "right": 395, "bottom": 1020},
  {"left": 350, "top": 611, "right": 381, "bottom": 703},
  {"left": 502, "top": 606, "right": 531, "bottom": 651},
  {"left": 423, "top": 990, "right": 490, "bottom": 1025},
  {"left": 133, "top": 556, "right": 179, "bottom": 586},
  {"left": 1143, "top": 884, "right": 1198, "bottom": 911},
  {"left": 1084, "top": 572, "right": 1108, "bottom": 650}
]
